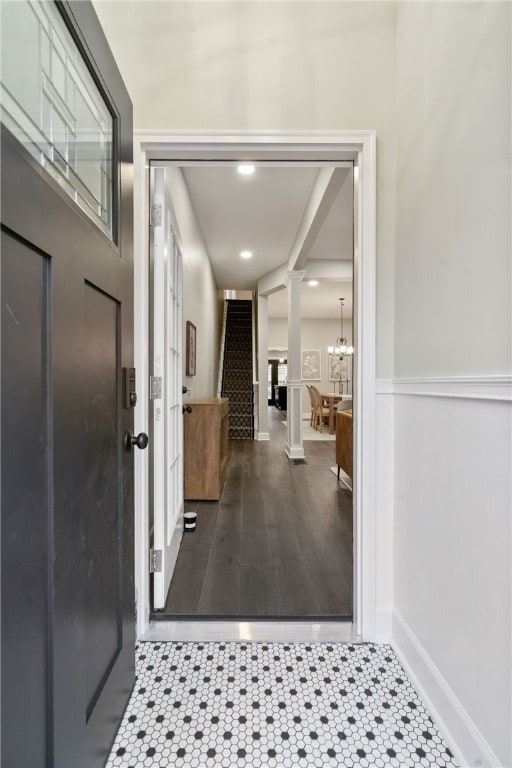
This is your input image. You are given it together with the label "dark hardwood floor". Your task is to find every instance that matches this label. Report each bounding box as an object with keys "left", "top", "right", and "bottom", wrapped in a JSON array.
[{"left": 156, "top": 409, "right": 352, "bottom": 619}]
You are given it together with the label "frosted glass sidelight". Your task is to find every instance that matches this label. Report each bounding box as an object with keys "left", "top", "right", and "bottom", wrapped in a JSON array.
[{"left": 1, "top": 0, "right": 114, "bottom": 238}]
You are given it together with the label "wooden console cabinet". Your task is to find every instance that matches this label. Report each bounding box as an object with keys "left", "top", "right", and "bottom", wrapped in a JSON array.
[
  {"left": 336, "top": 409, "right": 353, "bottom": 480},
  {"left": 184, "top": 397, "right": 229, "bottom": 500}
]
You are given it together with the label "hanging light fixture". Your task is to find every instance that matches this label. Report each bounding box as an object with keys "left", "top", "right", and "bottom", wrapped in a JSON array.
[{"left": 328, "top": 298, "right": 353, "bottom": 358}]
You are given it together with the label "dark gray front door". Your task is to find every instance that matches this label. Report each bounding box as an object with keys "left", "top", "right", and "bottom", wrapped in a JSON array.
[{"left": 1, "top": 2, "right": 135, "bottom": 766}]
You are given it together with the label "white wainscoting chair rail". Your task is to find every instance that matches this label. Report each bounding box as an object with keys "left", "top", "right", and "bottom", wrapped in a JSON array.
[{"left": 376, "top": 376, "right": 512, "bottom": 402}]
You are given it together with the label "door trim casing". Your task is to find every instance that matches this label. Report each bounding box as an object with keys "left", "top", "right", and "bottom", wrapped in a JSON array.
[{"left": 133, "top": 131, "right": 377, "bottom": 641}]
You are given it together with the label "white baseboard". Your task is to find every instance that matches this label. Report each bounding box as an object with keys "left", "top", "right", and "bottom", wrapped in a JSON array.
[
  {"left": 392, "top": 610, "right": 502, "bottom": 768},
  {"left": 256, "top": 431, "right": 269, "bottom": 441}
]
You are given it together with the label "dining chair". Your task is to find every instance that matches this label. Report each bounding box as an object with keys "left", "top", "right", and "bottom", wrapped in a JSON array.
[
  {"left": 310, "top": 384, "right": 329, "bottom": 431},
  {"left": 305, "top": 384, "right": 315, "bottom": 426}
]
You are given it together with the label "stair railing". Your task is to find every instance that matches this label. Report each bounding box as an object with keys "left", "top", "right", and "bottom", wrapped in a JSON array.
[{"left": 217, "top": 299, "right": 228, "bottom": 397}]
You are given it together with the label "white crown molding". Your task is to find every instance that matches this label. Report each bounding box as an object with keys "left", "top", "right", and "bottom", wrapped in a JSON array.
[
  {"left": 134, "top": 128, "right": 377, "bottom": 142},
  {"left": 376, "top": 376, "right": 512, "bottom": 401}
]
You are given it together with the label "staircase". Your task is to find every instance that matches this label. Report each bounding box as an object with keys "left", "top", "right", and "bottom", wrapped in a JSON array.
[{"left": 221, "top": 299, "right": 254, "bottom": 439}]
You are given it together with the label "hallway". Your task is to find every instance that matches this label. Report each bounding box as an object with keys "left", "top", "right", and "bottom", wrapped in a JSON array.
[
  {"left": 106, "top": 640, "right": 458, "bottom": 767},
  {"left": 158, "top": 409, "right": 352, "bottom": 618}
]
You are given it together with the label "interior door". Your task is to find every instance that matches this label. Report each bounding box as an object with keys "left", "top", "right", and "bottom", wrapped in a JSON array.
[
  {"left": 1, "top": 2, "right": 135, "bottom": 766},
  {"left": 150, "top": 167, "right": 184, "bottom": 610}
]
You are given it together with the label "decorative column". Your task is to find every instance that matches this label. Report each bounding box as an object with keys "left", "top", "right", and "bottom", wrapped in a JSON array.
[
  {"left": 284, "top": 270, "right": 306, "bottom": 460},
  {"left": 256, "top": 294, "right": 269, "bottom": 440}
]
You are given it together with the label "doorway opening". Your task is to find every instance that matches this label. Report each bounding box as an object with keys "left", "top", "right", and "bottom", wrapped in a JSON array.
[
  {"left": 268, "top": 358, "right": 288, "bottom": 409},
  {"left": 133, "top": 133, "right": 377, "bottom": 642},
  {"left": 149, "top": 160, "right": 354, "bottom": 620}
]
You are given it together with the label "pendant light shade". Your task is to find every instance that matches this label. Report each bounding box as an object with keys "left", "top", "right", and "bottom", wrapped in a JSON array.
[{"left": 328, "top": 298, "right": 352, "bottom": 358}]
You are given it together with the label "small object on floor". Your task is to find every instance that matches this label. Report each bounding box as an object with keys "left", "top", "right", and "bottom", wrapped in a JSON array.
[{"left": 183, "top": 511, "right": 197, "bottom": 531}]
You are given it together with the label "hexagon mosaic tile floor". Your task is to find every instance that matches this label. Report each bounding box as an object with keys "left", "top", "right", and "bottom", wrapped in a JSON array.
[{"left": 107, "top": 641, "right": 458, "bottom": 768}]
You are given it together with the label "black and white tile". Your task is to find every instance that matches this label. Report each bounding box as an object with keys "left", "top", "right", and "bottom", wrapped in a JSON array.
[{"left": 107, "top": 642, "right": 458, "bottom": 767}]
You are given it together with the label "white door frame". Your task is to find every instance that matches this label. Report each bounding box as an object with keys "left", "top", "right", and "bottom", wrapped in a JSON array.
[
  {"left": 133, "top": 131, "right": 377, "bottom": 641},
  {"left": 150, "top": 166, "right": 185, "bottom": 609}
]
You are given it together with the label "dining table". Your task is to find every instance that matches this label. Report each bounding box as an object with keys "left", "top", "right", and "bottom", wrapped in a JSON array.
[{"left": 321, "top": 392, "right": 344, "bottom": 434}]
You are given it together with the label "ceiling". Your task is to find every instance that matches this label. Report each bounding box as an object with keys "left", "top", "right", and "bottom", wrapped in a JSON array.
[
  {"left": 179, "top": 163, "right": 354, "bottom": 319},
  {"left": 182, "top": 165, "right": 318, "bottom": 288},
  {"left": 267, "top": 280, "right": 353, "bottom": 320}
]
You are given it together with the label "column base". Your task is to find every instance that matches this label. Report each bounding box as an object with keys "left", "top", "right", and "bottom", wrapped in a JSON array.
[{"left": 285, "top": 441, "right": 306, "bottom": 461}]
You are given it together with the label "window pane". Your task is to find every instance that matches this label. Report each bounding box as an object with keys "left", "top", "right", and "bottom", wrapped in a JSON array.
[{"left": 1, "top": 0, "right": 114, "bottom": 238}]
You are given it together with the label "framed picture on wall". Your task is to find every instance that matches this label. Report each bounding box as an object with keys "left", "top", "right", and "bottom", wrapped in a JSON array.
[
  {"left": 301, "top": 349, "right": 321, "bottom": 381},
  {"left": 186, "top": 321, "right": 196, "bottom": 376},
  {"left": 328, "top": 352, "right": 350, "bottom": 382}
]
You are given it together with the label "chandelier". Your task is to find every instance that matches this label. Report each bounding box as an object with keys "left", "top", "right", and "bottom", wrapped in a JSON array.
[{"left": 328, "top": 298, "right": 354, "bottom": 359}]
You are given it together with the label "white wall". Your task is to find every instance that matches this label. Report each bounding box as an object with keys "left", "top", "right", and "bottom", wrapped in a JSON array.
[
  {"left": 268, "top": 317, "right": 353, "bottom": 412},
  {"left": 393, "top": 4, "right": 511, "bottom": 767},
  {"left": 92, "top": 0, "right": 397, "bottom": 379},
  {"left": 164, "top": 167, "right": 220, "bottom": 398},
  {"left": 394, "top": 2, "right": 511, "bottom": 378}
]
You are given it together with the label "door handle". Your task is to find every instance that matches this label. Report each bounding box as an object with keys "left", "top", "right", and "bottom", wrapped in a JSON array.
[
  {"left": 183, "top": 405, "right": 192, "bottom": 415},
  {"left": 124, "top": 431, "right": 149, "bottom": 451}
]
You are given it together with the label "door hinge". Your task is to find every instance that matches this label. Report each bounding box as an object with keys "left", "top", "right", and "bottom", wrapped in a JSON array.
[
  {"left": 149, "top": 549, "right": 162, "bottom": 573},
  {"left": 150, "top": 203, "right": 162, "bottom": 227},
  {"left": 150, "top": 376, "right": 162, "bottom": 399}
]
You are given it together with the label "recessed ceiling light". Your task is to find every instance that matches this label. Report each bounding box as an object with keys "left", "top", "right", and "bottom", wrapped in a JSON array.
[
  {"left": 308, "top": 280, "right": 319, "bottom": 287},
  {"left": 240, "top": 250, "right": 253, "bottom": 259},
  {"left": 238, "top": 164, "right": 255, "bottom": 176}
]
